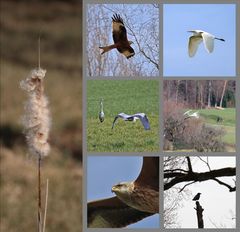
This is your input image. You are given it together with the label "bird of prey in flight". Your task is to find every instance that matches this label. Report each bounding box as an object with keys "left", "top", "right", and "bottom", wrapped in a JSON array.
[
  {"left": 192, "top": 192, "right": 201, "bottom": 201},
  {"left": 87, "top": 157, "right": 159, "bottom": 228},
  {"left": 99, "top": 14, "right": 135, "bottom": 59},
  {"left": 112, "top": 113, "right": 150, "bottom": 130}
]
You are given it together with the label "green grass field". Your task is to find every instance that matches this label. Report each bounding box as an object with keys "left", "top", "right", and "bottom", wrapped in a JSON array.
[
  {"left": 87, "top": 80, "right": 160, "bottom": 152},
  {"left": 199, "top": 108, "right": 236, "bottom": 149}
]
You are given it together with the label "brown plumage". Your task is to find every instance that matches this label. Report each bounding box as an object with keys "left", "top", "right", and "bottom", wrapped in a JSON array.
[
  {"left": 87, "top": 157, "right": 159, "bottom": 228},
  {"left": 99, "top": 14, "right": 135, "bottom": 59}
]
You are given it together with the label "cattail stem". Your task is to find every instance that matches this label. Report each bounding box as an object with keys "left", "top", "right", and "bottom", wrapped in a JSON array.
[
  {"left": 43, "top": 179, "right": 49, "bottom": 232},
  {"left": 38, "top": 36, "right": 41, "bottom": 69},
  {"left": 38, "top": 155, "right": 42, "bottom": 232}
]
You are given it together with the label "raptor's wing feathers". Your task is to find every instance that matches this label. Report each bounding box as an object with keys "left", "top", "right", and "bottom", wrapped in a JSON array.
[
  {"left": 135, "top": 157, "right": 159, "bottom": 191},
  {"left": 88, "top": 196, "right": 153, "bottom": 228}
]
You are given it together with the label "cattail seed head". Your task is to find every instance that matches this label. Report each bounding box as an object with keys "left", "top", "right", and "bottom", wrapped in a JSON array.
[{"left": 20, "top": 68, "right": 51, "bottom": 157}]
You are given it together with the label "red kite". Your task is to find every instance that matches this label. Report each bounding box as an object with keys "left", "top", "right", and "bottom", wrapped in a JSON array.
[
  {"left": 88, "top": 157, "right": 159, "bottom": 228},
  {"left": 99, "top": 14, "right": 135, "bottom": 59}
]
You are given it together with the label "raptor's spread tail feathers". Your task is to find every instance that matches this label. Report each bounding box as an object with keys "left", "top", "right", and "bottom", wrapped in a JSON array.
[{"left": 99, "top": 45, "right": 116, "bottom": 55}]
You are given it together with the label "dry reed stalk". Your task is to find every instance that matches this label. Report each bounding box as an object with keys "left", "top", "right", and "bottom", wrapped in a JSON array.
[{"left": 20, "top": 38, "right": 50, "bottom": 232}]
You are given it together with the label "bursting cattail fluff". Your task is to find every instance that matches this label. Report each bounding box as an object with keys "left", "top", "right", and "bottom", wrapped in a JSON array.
[{"left": 20, "top": 68, "right": 51, "bottom": 157}]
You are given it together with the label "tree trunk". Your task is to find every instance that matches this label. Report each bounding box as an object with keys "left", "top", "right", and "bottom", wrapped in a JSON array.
[
  {"left": 207, "top": 81, "right": 211, "bottom": 108},
  {"left": 194, "top": 201, "right": 204, "bottom": 228},
  {"left": 175, "top": 80, "right": 180, "bottom": 104},
  {"left": 219, "top": 80, "right": 227, "bottom": 108},
  {"left": 185, "top": 80, "right": 188, "bottom": 103}
]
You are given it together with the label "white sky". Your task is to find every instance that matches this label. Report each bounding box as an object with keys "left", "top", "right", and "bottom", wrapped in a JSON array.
[{"left": 165, "top": 157, "right": 236, "bottom": 228}]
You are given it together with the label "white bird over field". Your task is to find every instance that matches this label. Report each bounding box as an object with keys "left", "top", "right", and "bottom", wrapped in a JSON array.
[
  {"left": 188, "top": 30, "right": 225, "bottom": 57},
  {"left": 112, "top": 113, "right": 150, "bottom": 130},
  {"left": 99, "top": 98, "right": 104, "bottom": 123},
  {"left": 183, "top": 110, "right": 199, "bottom": 119}
]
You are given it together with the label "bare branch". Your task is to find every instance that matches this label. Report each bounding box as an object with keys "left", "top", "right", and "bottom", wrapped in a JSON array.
[
  {"left": 164, "top": 167, "right": 236, "bottom": 191},
  {"left": 179, "top": 181, "right": 196, "bottom": 192},
  {"left": 186, "top": 156, "right": 193, "bottom": 173},
  {"left": 212, "top": 178, "right": 236, "bottom": 192}
]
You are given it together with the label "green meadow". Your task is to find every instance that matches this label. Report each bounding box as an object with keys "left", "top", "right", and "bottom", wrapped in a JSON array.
[
  {"left": 87, "top": 80, "right": 160, "bottom": 152},
  {"left": 199, "top": 108, "right": 236, "bottom": 150}
]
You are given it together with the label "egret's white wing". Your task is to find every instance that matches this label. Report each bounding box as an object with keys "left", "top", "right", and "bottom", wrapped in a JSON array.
[
  {"left": 183, "top": 110, "right": 192, "bottom": 116},
  {"left": 202, "top": 32, "right": 214, "bottom": 53},
  {"left": 188, "top": 36, "right": 202, "bottom": 57},
  {"left": 193, "top": 111, "right": 200, "bottom": 119}
]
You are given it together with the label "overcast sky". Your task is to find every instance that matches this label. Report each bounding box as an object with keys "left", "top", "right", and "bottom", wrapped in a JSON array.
[
  {"left": 87, "top": 156, "right": 159, "bottom": 228},
  {"left": 163, "top": 4, "right": 236, "bottom": 76},
  {"left": 165, "top": 156, "right": 236, "bottom": 228}
]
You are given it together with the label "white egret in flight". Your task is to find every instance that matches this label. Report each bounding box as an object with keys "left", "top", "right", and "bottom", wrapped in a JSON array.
[
  {"left": 99, "top": 98, "right": 104, "bottom": 123},
  {"left": 112, "top": 113, "right": 150, "bottom": 130},
  {"left": 188, "top": 30, "right": 225, "bottom": 57},
  {"left": 183, "top": 110, "right": 199, "bottom": 119}
]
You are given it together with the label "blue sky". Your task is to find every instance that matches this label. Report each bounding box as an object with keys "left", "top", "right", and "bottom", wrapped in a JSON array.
[
  {"left": 163, "top": 4, "right": 236, "bottom": 76},
  {"left": 87, "top": 156, "right": 159, "bottom": 228}
]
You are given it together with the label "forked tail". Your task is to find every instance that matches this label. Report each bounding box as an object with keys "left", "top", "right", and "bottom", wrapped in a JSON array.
[{"left": 99, "top": 44, "right": 116, "bottom": 55}]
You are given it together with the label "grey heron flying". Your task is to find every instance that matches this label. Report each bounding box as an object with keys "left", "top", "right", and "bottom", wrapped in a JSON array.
[
  {"left": 112, "top": 113, "right": 150, "bottom": 130},
  {"left": 188, "top": 30, "right": 225, "bottom": 57},
  {"left": 183, "top": 110, "right": 199, "bottom": 119},
  {"left": 99, "top": 99, "right": 104, "bottom": 123}
]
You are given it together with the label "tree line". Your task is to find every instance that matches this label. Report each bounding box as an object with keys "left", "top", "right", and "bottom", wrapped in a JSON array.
[{"left": 164, "top": 80, "right": 235, "bottom": 109}]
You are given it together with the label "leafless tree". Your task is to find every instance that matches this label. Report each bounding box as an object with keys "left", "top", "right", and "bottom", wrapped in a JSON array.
[
  {"left": 164, "top": 156, "right": 236, "bottom": 228},
  {"left": 86, "top": 4, "right": 159, "bottom": 76},
  {"left": 164, "top": 80, "right": 235, "bottom": 109}
]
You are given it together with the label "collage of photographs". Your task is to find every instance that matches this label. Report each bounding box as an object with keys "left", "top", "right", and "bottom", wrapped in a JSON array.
[
  {"left": 0, "top": 0, "right": 239, "bottom": 232},
  {"left": 83, "top": 1, "right": 238, "bottom": 231}
]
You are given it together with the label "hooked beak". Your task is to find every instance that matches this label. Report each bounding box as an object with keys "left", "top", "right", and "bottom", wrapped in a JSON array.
[{"left": 111, "top": 185, "right": 117, "bottom": 193}]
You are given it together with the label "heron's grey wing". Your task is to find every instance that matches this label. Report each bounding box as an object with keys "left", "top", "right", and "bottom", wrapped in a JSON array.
[
  {"left": 202, "top": 32, "right": 214, "bottom": 53},
  {"left": 88, "top": 196, "right": 154, "bottom": 228},
  {"left": 188, "top": 36, "right": 202, "bottom": 57},
  {"left": 135, "top": 157, "right": 159, "bottom": 192},
  {"left": 112, "top": 113, "right": 132, "bottom": 128},
  {"left": 118, "top": 113, "right": 131, "bottom": 120},
  {"left": 137, "top": 114, "right": 150, "bottom": 130},
  {"left": 112, "top": 115, "right": 120, "bottom": 129}
]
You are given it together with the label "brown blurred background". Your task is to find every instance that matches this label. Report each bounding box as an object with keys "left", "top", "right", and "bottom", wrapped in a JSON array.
[{"left": 0, "top": 0, "right": 82, "bottom": 231}]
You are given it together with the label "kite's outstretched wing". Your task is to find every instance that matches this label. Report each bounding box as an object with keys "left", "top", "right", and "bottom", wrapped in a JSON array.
[
  {"left": 134, "top": 113, "right": 150, "bottom": 130},
  {"left": 111, "top": 14, "right": 135, "bottom": 59},
  {"left": 112, "top": 14, "right": 128, "bottom": 44},
  {"left": 88, "top": 196, "right": 153, "bottom": 228},
  {"left": 135, "top": 157, "right": 159, "bottom": 191}
]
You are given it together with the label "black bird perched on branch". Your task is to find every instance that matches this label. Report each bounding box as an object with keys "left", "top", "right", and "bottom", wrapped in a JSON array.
[{"left": 192, "top": 193, "right": 201, "bottom": 201}]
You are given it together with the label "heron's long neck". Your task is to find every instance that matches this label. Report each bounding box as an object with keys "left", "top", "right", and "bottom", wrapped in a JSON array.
[{"left": 100, "top": 101, "right": 103, "bottom": 112}]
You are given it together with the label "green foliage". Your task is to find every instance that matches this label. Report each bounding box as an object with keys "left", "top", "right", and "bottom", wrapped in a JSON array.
[{"left": 87, "top": 80, "right": 160, "bottom": 152}]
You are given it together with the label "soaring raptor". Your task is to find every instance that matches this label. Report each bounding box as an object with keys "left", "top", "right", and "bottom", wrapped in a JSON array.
[
  {"left": 88, "top": 157, "right": 159, "bottom": 228},
  {"left": 99, "top": 14, "right": 135, "bottom": 59}
]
